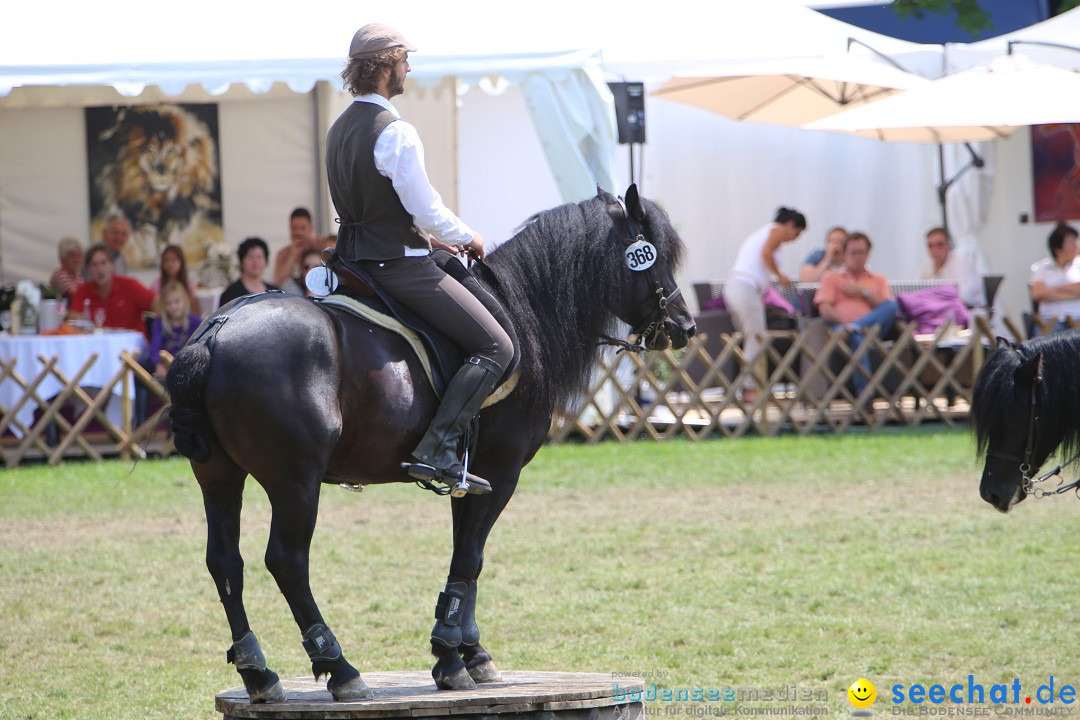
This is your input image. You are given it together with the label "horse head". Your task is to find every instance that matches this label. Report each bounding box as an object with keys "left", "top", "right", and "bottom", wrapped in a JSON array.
[
  {"left": 601, "top": 184, "right": 695, "bottom": 351},
  {"left": 973, "top": 337, "right": 1055, "bottom": 512}
]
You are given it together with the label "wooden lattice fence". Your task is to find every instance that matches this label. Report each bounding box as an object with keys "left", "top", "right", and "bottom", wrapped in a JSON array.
[{"left": 549, "top": 317, "right": 997, "bottom": 442}]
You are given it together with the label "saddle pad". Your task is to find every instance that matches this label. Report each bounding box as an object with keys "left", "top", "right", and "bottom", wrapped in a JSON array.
[{"left": 316, "top": 294, "right": 517, "bottom": 409}]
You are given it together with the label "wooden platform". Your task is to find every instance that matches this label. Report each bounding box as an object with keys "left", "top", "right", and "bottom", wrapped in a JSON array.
[{"left": 216, "top": 670, "right": 645, "bottom": 720}]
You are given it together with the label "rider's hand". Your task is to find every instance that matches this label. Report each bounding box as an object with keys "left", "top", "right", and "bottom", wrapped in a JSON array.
[
  {"left": 430, "top": 237, "right": 455, "bottom": 253},
  {"left": 463, "top": 233, "right": 485, "bottom": 261}
]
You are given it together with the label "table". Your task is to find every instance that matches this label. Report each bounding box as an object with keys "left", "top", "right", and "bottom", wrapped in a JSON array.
[{"left": 0, "top": 330, "right": 147, "bottom": 463}]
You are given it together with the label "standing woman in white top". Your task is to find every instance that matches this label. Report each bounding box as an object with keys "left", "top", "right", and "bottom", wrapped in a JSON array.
[{"left": 725, "top": 207, "right": 806, "bottom": 402}]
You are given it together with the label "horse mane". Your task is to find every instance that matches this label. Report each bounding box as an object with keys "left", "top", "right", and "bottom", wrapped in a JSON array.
[
  {"left": 973, "top": 332, "right": 1080, "bottom": 461},
  {"left": 479, "top": 190, "right": 684, "bottom": 415}
]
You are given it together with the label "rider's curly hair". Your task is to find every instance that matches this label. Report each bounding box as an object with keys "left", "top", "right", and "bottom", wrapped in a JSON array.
[{"left": 341, "top": 47, "right": 406, "bottom": 97}]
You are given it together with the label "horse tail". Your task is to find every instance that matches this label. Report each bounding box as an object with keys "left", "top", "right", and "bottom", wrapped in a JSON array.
[{"left": 166, "top": 340, "right": 215, "bottom": 463}]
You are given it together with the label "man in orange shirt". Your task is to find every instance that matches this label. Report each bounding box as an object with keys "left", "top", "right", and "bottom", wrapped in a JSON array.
[
  {"left": 71, "top": 244, "right": 156, "bottom": 337},
  {"left": 814, "top": 232, "right": 897, "bottom": 395}
]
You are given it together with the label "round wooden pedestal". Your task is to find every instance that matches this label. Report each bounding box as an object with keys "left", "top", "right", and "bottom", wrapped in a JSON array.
[{"left": 216, "top": 670, "right": 644, "bottom": 720}]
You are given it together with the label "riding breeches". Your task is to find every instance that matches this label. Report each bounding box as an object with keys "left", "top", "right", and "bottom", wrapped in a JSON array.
[{"left": 359, "top": 255, "right": 514, "bottom": 373}]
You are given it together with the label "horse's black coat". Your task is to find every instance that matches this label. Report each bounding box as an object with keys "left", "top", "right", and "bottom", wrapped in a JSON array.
[
  {"left": 973, "top": 331, "right": 1080, "bottom": 511},
  {"left": 166, "top": 187, "right": 695, "bottom": 700}
]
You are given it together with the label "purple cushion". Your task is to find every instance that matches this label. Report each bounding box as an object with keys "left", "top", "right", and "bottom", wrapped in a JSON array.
[
  {"left": 703, "top": 286, "right": 795, "bottom": 314},
  {"left": 896, "top": 284, "right": 970, "bottom": 335},
  {"left": 703, "top": 293, "right": 726, "bottom": 311}
]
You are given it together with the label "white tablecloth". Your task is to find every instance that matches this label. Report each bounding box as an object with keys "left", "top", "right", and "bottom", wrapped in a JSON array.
[{"left": 0, "top": 331, "right": 147, "bottom": 435}]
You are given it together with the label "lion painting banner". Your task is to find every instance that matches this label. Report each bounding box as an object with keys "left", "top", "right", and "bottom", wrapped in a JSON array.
[{"left": 84, "top": 103, "right": 225, "bottom": 271}]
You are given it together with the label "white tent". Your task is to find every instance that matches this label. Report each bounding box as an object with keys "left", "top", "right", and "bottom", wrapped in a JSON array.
[{"left": 1, "top": 0, "right": 1074, "bottom": 321}]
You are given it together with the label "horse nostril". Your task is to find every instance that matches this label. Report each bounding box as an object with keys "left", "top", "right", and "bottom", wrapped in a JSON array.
[{"left": 686, "top": 325, "right": 697, "bottom": 338}]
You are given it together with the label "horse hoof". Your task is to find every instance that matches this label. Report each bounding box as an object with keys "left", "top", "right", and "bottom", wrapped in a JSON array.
[
  {"left": 240, "top": 667, "right": 287, "bottom": 704},
  {"left": 467, "top": 658, "right": 503, "bottom": 684},
  {"left": 329, "top": 674, "right": 374, "bottom": 701},
  {"left": 435, "top": 666, "right": 477, "bottom": 691},
  {"left": 249, "top": 679, "right": 286, "bottom": 704}
]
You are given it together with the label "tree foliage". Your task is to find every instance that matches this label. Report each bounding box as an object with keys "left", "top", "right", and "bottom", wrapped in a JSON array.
[{"left": 892, "top": 0, "right": 1080, "bottom": 38}]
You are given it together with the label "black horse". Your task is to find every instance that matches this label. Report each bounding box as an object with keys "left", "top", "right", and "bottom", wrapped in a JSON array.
[
  {"left": 166, "top": 186, "right": 695, "bottom": 702},
  {"left": 973, "top": 332, "right": 1080, "bottom": 513}
]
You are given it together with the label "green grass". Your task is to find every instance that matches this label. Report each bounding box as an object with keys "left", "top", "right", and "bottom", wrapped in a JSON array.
[{"left": 2, "top": 429, "right": 1078, "bottom": 719}]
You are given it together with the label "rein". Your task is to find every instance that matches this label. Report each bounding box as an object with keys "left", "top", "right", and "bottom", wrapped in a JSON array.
[
  {"left": 986, "top": 362, "right": 1080, "bottom": 499},
  {"left": 599, "top": 198, "right": 681, "bottom": 354}
]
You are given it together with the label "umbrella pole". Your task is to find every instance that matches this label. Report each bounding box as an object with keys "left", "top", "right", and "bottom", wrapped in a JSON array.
[
  {"left": 936, "top": 142, "right": 985, "bottom": 237},
  {"left": 937, "top": 144, "right": 949, "bottom": 235}
]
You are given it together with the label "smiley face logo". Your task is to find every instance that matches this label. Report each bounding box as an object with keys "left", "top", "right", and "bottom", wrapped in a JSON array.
[{"left": 848, "top": 678, "right": 877, "bottom": 709}]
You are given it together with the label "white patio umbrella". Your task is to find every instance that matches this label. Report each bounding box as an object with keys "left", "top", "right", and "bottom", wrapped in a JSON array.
[
  {"left": 652, "top": 52, "right": 929, "bottom": 126},
  {"left": 804, "top": 54, "right": 1080, "bottom": 142},
  {"left": 804, "top": 54, "right": 1080, "bottom": 235}
]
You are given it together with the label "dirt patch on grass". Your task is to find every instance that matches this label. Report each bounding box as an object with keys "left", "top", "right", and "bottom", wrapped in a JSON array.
[{"left": 0, "top": 484, "right": 452, "bottom": 551}]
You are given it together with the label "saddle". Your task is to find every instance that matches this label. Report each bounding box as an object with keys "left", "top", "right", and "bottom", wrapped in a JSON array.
[{"left": 318, "top": 249, "right": 520, "bottom": 402}]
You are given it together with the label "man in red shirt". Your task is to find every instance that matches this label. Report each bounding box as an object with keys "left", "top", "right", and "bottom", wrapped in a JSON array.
[
  {"left": 71, "top": 244, "right": 156, "bottom": 336},
  {"left": 813, "top": 232, "right": 897, "bottom": 396}
]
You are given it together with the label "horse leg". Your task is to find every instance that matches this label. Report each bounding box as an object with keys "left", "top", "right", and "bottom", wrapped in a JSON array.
[
  {"left": 430, "top": 474, "right": 519, "bottom": 689},
  {"left": 263, "top": 479, "right": 372, "bottom": 701},
  {"left": 198, "top": 458, "right": 286, "bottom": 703}
]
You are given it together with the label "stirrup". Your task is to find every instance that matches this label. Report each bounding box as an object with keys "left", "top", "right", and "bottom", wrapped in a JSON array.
[{"left": 401, "top": 461, "right": 492, "bottom": 497}]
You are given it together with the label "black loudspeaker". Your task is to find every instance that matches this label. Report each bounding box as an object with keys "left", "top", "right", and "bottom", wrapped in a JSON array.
[{"left": 608, "top": 81, "right": 646, "bottom": 144}]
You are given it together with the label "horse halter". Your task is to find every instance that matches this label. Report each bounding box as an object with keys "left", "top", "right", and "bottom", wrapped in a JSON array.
[
  {"left": 986, "top": 362, "right": 1080, "bottom": 499},
  {"left": 600, "top": 198, "right": 682, "bottom": 353},
  {"left": 986, "top": 366, "right": 1041, "bottom": 493}
]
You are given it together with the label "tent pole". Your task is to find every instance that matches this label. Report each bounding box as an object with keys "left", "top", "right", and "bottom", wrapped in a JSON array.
[
  {"left": 846, "top": 37, "right": 910, "bottom": 72},
  {"left": 311, "top": 85, "right": 326, "bottom": 234},
  {"left": 1007, "top": 40, "right": 1080, "bottom": 56}
]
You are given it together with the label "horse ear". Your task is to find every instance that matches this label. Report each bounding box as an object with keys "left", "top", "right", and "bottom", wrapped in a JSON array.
[
  {"left": 625, "top": 183, "right": 646, "bottom": 222},
  {"left": 995, "top": 336, "right": 1015, "bottom": 351},
  {"left": 1015, "top": 352, "right": 1043, "bottom": 386},
  {"left": 596, "top": 186, "right": 616, "bottom": 203}
]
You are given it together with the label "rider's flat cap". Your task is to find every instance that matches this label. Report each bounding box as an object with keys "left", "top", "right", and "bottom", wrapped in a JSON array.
[{"left": 349, "top": 23, "right": 416, "bottom": 59}]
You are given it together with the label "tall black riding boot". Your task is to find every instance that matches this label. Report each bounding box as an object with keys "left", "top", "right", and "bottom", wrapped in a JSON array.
[{"left": 404, "top": 356, "right": 500, "bottom": 496}]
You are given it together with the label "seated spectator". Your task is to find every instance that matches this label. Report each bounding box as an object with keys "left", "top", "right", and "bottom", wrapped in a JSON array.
[
  {"left": 917, "top": 227, "right": 983, "bottom": 307},
  {"left": 101, "top": 213, "right": 132, "bottom": 276},
  {"left": 273, "top": 207, "right": 318, "bottom": 290},
  {"left": 292, "top": 248, "right": 326, "bottom": 297},
  {"left": 219, "top": 237, "right": 280, "bottom": 307},
  {"left": 798, "top": 226, "right": 845, "bottom": 283},
  {"left": 814, "top": 232, "right": 898, "bottom": 396},
  {"left": 1030, "top": 223, "right": 1080, "bottom": 334},
  {"left": 150, "top": 244, "right": 201, "bottom": 315},
  {"left": 71, "top": 244, "right": 156, "bottom": 336},
  {"left": 48, "top": 236, "right": 85, "bottom": 302},
  {"left": 148, "top": 280, "right": 202, "bottom": 381}
]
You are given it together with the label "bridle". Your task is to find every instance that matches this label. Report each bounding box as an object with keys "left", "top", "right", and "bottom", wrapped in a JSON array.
[
  {"left": 599, "top": 198, "right": 682, "bottom": 354},
  {"left": 986, "top": 361, "right": 1080, "bottom": 499}
]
